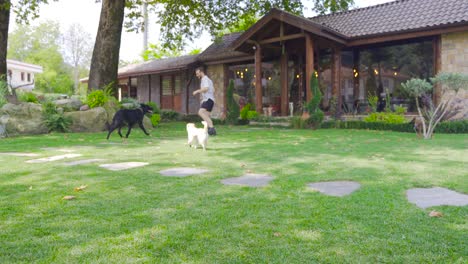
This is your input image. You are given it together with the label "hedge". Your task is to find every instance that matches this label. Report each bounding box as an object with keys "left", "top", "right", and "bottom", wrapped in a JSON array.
[{"left": 320, "top": 120, "right": 468, "bottom": 134}]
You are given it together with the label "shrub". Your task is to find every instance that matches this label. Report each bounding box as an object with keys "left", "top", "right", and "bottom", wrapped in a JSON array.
[
  {"left": 19, "top": 92, "right": 39, "bottom": 103},
  {"left": 367, "top": 92, "right": 378, "bottom": 113},
  {"left": 87, "top": 90, "right": 108, "bottom": 108},
  {"left": 226, "top": 79, "right": 240, "bottom": 124},
  {"left": 291, "top": 116, "right": 306, "bottom": 129},
  {"left": 120, "top": 97, "right": 140, "bottom": 109},
  {"left": 160, "top": 110, "right": 180, "bottom": 121},
  {"left": 247, "top": 110, "right": 258, "bottom": 120},
  {"left": 0, "top": 79, "right": 8, "bottom": 107},
  {"left": 146, "top": 101, "right": 160, "bottom": 114},
  {"left": 394, "top": 105, "right": 407, "bottom": 115},
  {"left": 364, "top": 112, "right": 406, "bottom": 124},
  {"left": 42, "top": 102, "right": 72, "bottom": 133},
  {"left": 307, "top": 111, "right": 325, "bottom": 129},
  {"left": 240, "top": 103, "right": 252, "bottom": 120},
  {"left": 150, "top": 114, "right": 161, "bottom": 127}
]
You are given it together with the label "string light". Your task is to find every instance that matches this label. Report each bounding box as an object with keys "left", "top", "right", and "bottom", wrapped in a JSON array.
[
  {"left": 374, "top": 69, "right": 379, "bottom": 75},
  {"left": 296, "top": 74, "right": 300, "bottom": 79}
]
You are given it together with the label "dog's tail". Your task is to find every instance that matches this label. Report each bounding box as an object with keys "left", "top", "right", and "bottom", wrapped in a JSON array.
[{"left": 201, "top": 121, "right": 208, "bottom": 132}]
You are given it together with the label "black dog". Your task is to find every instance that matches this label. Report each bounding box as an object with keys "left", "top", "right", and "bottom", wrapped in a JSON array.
[{"left": 106, "top": 104, "right": 153, "bottom": 139}]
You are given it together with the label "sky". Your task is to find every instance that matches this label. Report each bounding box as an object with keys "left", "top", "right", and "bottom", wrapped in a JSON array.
[{"left": 9, "top": 0, "right": 394, "bottom": 62}]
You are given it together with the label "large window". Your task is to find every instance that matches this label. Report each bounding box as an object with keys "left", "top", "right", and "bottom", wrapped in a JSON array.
[
  {"left": 229, "top": 61, "right": 281, "bottom": 115},
  {"left": 340, "top": 39, "right": 434, "bottom": 112}
]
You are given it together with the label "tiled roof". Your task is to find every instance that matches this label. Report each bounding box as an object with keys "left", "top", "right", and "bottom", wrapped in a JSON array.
[
  {"left": 310, "top": 0, "right": 468, "bottom": 38},
  {"left": 117, "top": 54, "right": 199, "bottom": 78},
  {"left": 198, "top": 32, "right": 249, "bottom": 62}
]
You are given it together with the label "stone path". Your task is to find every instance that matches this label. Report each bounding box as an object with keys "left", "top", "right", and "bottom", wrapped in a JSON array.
[
  {"left": 159, "top": 167, "right": 209, "bottom": 177},
  {"left": 26, "top": 154, "right": 82, "bottom": 163},
  {"left": 41, "top": 148, "right": 76, "bottom": 152},
  {"left": 221, "top": 174, "right": 273, "bottom": 187},
  {"left": 307, "top": 181, "right": 361, "bottom": 197},
  {"left": 99, "top": 162, "right": 149, "bottom": 171},
  {"left": 64, "top": 159, "right": 106, "bottom": 166},
  {"left": 0, "top": 152, "right": 39, "bottom": 157},
  {"left": 406, "top": 187, "right": 468, "bottom": 209}
]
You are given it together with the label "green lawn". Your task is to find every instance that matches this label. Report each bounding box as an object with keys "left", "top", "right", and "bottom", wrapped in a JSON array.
[{"left": 0, "top": 123, "right": 467, "bottom": 263}]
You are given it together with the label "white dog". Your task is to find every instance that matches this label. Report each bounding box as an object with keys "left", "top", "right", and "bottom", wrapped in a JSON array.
[{"left": 186, "top": 121, "right": 208, "bottom": 151}]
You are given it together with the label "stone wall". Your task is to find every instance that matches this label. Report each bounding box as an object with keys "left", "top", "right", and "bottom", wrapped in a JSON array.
[
  {"left": 206, "top": 64, "right": 226, "bottom": 118},
  {"left": 441, "top": 31, "right": 468, "bottom": 120}
]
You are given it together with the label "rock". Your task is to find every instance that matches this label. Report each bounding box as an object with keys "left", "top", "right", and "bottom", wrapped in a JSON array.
[
  {"left": 54, "top": 98, "right": 82, "bottom": 111},
  {"left": 0, "top": 103, "right": 47, "bottom": 135},
  {"left": 79, "top": 105, "right": 90, "bottom": 111},
  {"left": 143, "top": 115, "right": 152, "bottom": 129},
  {"left": 64, "top": 107, "right": 109, "bottom": 132}
]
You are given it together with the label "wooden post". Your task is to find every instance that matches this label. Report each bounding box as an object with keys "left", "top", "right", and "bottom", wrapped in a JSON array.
[
  {"left": 332, "top": 47, "right": 342, "bottom": 118},
  {"left": 305, "top": 34, "right": 314, "bottom": 102},
  {"left": 433, "top": 35, "right": 442, "bottom": 105},
  {"left": 255, "top": 44, "right": 263, "bottom": 114},
  {"left": 280, "top": 52, "right": 288, "bottom": 116}
]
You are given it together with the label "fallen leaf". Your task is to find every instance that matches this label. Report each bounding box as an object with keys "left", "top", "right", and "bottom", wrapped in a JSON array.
[
  {"left": 63, "top": 195, "right": 76, "bottom": 200},
  {"left": 241, "top": 164, "right": 246, "bottom": 168},
  {"left": 274, "top": 232, "right": 281, "bottom": 237},
  {"left": 246, "top": 170, "right": 252, "bottom": 173},
  {"left": 28, "top": 186, "right": 33, "bottom": 190},
  {"left": 429, "top": 211, "right": 443, "bottom": 217},
  {"left": 74, "top": 185, "right": 87, "bottom": 192}
]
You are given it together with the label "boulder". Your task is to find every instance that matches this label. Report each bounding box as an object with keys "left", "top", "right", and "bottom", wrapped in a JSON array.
[
  {"left": 143, "top": 115, "right": 153, "bottom": 130},
  {"left": 54, "top": 98, "right": 82, "bottom": 111},
  {"left": 80, "top": 105, "right": 90, "bottom": 111},
  {"left": 0, "top": 103, "right": 47, "bottom": 135},
  {"left": 64, "top": 107, "right": 109, "bottom": 132}
]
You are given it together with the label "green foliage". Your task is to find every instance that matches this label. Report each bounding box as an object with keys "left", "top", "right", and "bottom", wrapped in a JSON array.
[
  {"left": 394, "top": 105, "right": 407, "bottom": 115},
  {"left": 41, "top": 102, "right": 72, "bottom": 133},
  {"left": 367, "top": 92, "right": 378, "bottom": 113},
  {"left": 400, "top": 78, "right": 432, "bottom": 98},
  {"left": 150, "top": 114, "right": 161, "bottom": 127},
  {"left": 321, "top": 120, "right": 468, "bottom": 134},
  {"left": 8, "top": 21, "right": 74, "bottom": 94},
  {"left": 307, "top": 111, "right": 325, "bottom": 129},
  {"left": 180, "top": 114, "right": 201, "bottom": 123},
  {"left": 18, "top": 92, "right": 38, "bottom": 103},
  {"left": 314, "top": 0, "right": 355, "bottom": 14},
  {"left": 160, "top": 110, "right": 180, "bottom": 121},
  {"left": 246, "top": 110, "right": 258, "bottom": 120},
  {"left": 290, "top": 116, "right": 306, "bottom": 129},
  {"left": 86, "top": 90, "right": 108, "bottom": 108},
  {"left": 364, "top": 112, "right": 406, "bottom": 124},
  {"left": 0, "top": 80, "right": 8, "bottom": 107},
  {"left": 146, "top": 101, "right": 160, "bottom": 114},
  {"left": 431, "top": 72, "right": 468, "bottom": 92},
  {"left": 240, "top": 103, "right": 255, "bottom": 120},
  {"left": 141, "top": 42, "right": 182, "bottom": 61},
  {"left": 120, "top": 97, "right": 140, "bottom": 109},
  {"left": 226, "top": 79, "right": 240, "bottom": 125},
  {"left": 305, "top": 73, "right": 324, "bottom": 128}
]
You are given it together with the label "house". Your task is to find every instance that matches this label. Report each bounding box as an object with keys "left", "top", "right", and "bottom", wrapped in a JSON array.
[
  {"left": 113, "top": 0, "right": 468, "bottom": 117},
  {"left": 6, "top": 59, "right": 43, "bottom": 91}
]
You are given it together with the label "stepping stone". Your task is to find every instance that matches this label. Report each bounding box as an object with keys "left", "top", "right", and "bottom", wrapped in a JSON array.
[
  {"left": 64, "top": 159, "right": 106, "bottom": 166},
  {"left": 160, "top": 167, "right": 209, "bottom": 177},
  {"left": 307, "top": 181, "right": 361, "bottom": 197},
  {"left": 26, "top": 154, "right": 82, "bottom": 163},
  {"left": 99, "top": 162, "right": 148, "bottom": 171},
  {"left": 41, "top": 148, "right": 76, "bottom": 152},
  {"left": 221, "top": 174, "right": 273, "bottom": 187},
  {"left": 406, "top": 187, "right": 468, "bottom": 209},
  {"left": 0, "top": 152, "right": 39, "bottom": 157}
]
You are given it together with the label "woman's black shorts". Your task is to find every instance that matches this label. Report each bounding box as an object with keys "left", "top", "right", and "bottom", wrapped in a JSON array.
[{"left": 201, "top": 99, "right": 214, "bottom": 112}]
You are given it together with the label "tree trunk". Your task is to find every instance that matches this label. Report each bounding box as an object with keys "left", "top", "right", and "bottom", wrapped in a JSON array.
[
  {"left": 0, "top": 0, "right": 10, "bottom": 81},
  {"left": 88, "top": 0, "right": 125, "bottom": 91}
]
